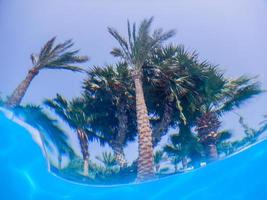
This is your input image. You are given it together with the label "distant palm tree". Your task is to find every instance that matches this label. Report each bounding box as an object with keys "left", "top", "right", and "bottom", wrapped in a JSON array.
[
  {"left": 108, "top": 17, "right": 175, "bottom": 182},
  {"left": 83, "top": 63, "right": 137, "bottom": 168},
  {"left": 95, "top": 152, "right": 120, "bottom": 177},
  {"left": 44, "top": 95, "right": 99, "bottom": 176},
  {"left": 231, "top": 114, "right": 267, "bottom": 149},
  {"left": 154, "top": 150, "right": 165, "bottom": 173},
  {"left": 13, "top": 105, "right": 75, "bottom": 169},
  {"left": 164, "top": 128, "right": 203, "bottom": 170},
  {"left": 7, "top": 37, "right": 88, "bottom": 107},
  {"left": 170, "top": 156, "right": 181, "bottom": 173},
  {"left": 96, "top": 152, "right": 118, "bottom": 169}
]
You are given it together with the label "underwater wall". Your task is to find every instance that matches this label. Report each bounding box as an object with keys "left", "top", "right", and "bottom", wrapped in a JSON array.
[{"left": 1, "top": 109, "right": 267, "bottom": 200}]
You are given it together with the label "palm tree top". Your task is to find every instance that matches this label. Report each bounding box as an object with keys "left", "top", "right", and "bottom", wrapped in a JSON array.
[
  {"left": 44, "top": 94, "right": 90, "bottom": 129},
  {"left": 96, "top": 152, "right": 118, "bottom": 168},
  {"left": 108, "top": 17, "right": 176, "bottom": 69},
  {"left": 31, "top": 36, "right": 89, "bottom": 72},
  {"left": 44, "top": 94, "right": 107, "bottom": 144},
  {"left": 13, "top": 104, "right": 75, "bottom": 156},
  {"left": 215, "top": 75, "right": 263, "bottom": 114}
]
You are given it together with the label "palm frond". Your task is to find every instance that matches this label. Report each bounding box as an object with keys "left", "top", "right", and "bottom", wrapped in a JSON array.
[
  {"left": 108, "top": 17, "right": 175, "bottom": 68},
  {"left": 96, "top": 152, "right": 118, "bottom": 168},
  {"left": 32, "top": 37, "right": 88, "bottom": 72},
  {"left": 13, "top": 104, "right": 75, "bottom": 157},
  {"left": 219, "top": 76, "right": 262, "bottom": 113}
]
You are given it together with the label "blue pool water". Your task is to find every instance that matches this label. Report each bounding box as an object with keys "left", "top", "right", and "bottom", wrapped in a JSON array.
[{"left": 1, "top": 110, "right": 267, "bottom": 200}]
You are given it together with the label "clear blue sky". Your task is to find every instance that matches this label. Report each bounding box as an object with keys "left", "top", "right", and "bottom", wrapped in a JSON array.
[{"left": 1, "top": 0, "right": 267, "bottom": 162}]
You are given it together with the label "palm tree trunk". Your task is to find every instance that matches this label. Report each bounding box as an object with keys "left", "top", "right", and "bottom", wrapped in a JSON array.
[
  {"left": 208, "top": 144, "right": 218, "bottom": 160},
  {"left": 110, "top": 141, "right": 127, "bottom": 168},
  {"left": 132, "top": 70, "right": 155, "bottom": 182},
  {"left": 155, "top": 164, "right": 160, "bottom": 173},
  {"left": 111, "top": 103, "right": 128, "bottom": 167},
  {"left": 152, "top": 98, "right": 173, "bottom": 147},
  {"left": 182, "top": 157, "right": 188, "bottom": 169},
  {"left": 83, "top": 159, "right": 89, "bottom": 176},
  {"left": 77, "top": 128, "right": 89, "bottom": 176},
  {"left": 7, "top": 67, "right": 39, "bottom": 107}
]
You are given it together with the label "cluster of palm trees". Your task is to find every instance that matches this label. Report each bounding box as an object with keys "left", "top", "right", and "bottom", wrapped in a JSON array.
[{"left": 3, "top": 17, "right": 264, "bottom": 183}]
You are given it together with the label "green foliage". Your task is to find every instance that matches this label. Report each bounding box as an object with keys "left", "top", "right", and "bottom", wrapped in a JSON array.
[
  {"left": 109, "top": 17, "right": 175, "bottom": 68},
  {"left": 164, "top": 125, "right": 204, "bottom": 170},
  {"left": 31, "top": 37, "right": 88, "bottom": 72},
  {"left": 44, "top": 95, "right": 87, "bottom": 129},
  {"left": 198, "top": 74, "right": 262, "bottom": 115},
  {"left": 193, "top": 67, "right": 262, "bottom": 157},
  {"left": 217, "top": 141, "right": 236, "bottom": 156},
  {"left": 218, "top": 115, "right": 267, "bottom": 156},
  {"left": 218, "top": 76, "right": 262, "bottom": 114},
  {"left": 44, "top": 95, "right": 104, "bottom": 143},
  {"left": 237, "top": 114, "right": 267, "bottom": 145},
  {"left": 145, "top": 44, "right": 203, "bottom": 126},
  {"left": 13, "top": 105, "right": 75, "bottom": 161},
  {"left": 154, "top": 150, "right": 165, "bottom": 165},
  {"left": 154, "top": 150, "right": 166, "bottom": 173},
  {"left": 83, "top": 63, "right": 137, "bottom": 146},
  {"left": 96, "top": 152, "right": 118, "bottom": 169},
  {"left": 59, "top": 154, "right": 137, "bottom": 185}
]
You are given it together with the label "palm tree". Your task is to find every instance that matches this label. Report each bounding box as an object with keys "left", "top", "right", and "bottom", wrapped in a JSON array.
[
  {"left": 154, "top": 150, "right": 165, "bottom": 173},
  {"left": 94, "top": 152, "right": 121, "bottom": 182},
  {"left": 146, "top": 45, "right": 261, "bottom": 161},
  {"left": 83, "top": 63, "right": 137, "bottom": 168},
  {"left": 96, "top": 152, "right": 119, "bottom": 170},
  {"left": 44, "top": 95, "right": 98, "bottom": 176},
  {"left": 164, "top": 128, "right": 203, "bottom": 170},
  {"left": 7, "top": 37, "right": 88, "bottom": 108},
  {"left": 196, "top": 76, "right": 262, "bottom": 160},
  {"left": 13, "top": 104, "right": 75, "bottom": 169},
  {"left": 144, "top": 44, "right": 206, "bottom": 147},
  {"left": 170, "top": 156, "right": 181, "bottom": 173},
  {"left": 108, "top": 17, "right": 175, "bottom": 181}
]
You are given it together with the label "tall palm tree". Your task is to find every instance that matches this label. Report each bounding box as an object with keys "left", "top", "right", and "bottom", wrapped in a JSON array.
[
  {"left": 7, "top": 37, "right": 88, "bottom": 108},
  {"left": 196, "top": 76, "right": 262, "bottom": 159},
  {"left": 44, "top": 95, "right": 99, "bottom": 176},
  {"left": 13, "top": 104, "right": 75, "bottom": 169},
  {"left": 108, "top": 17, "right": 176, "bottom": 181},
  {"left": 83, "top": 63, "right": 137, "bottom": 168}
]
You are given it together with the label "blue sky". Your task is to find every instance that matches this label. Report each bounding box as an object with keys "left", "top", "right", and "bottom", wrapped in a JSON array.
[{"left": 1, "top": 0, "right": 267, "bottom": 162}]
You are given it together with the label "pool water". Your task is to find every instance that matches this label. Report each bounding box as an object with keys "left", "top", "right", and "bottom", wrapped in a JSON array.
[{"left": 1, "top": 110, "right": 267, "bottom": 200}]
